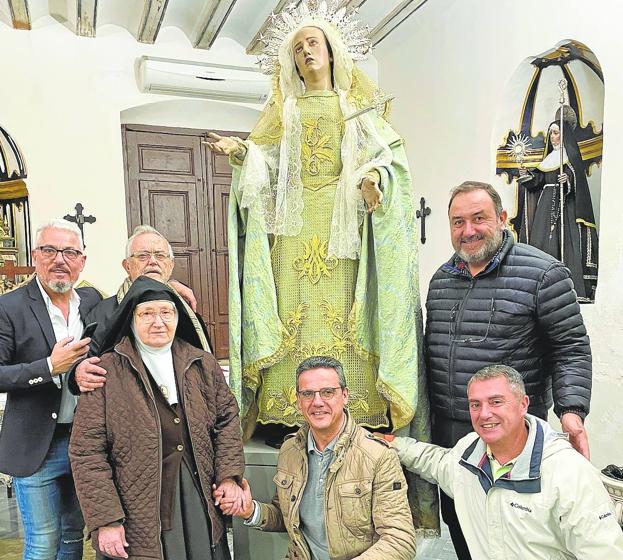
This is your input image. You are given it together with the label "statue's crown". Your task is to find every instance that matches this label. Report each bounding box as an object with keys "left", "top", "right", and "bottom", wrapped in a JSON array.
[{"left": 257, "top": 0, "right": 371, "bottom": 75}]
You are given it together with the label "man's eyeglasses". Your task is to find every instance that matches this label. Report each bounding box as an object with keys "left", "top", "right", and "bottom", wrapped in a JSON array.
[
  {"left": 129, "top": 251, "right": 170, "bottom": 262},
  {"left": 135, "top": 309, "right": 177, "bottom": 324},
  {"left": 297, "top": 387, "right": 343, "bottom": 402},
  {"left": 36, "top": 245, "right": 83, "bottom": 262}
]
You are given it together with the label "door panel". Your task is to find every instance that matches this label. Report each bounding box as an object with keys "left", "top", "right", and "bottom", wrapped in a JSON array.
[{"left": 123, "top": 126, "right": 246, "bottom": 361}]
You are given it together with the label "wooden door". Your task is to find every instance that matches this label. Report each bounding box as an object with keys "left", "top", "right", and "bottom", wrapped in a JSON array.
[
  {"left": 204, "top": 145, "right": 232, "bottom": 359},
  {"left": 122, "top": 124, "right": 242, "bottom": 360}
]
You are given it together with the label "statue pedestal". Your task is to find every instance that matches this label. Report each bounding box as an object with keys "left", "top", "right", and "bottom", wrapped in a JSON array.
[{"left": 233, "top": 438, "right": 290, "bottom": 559}]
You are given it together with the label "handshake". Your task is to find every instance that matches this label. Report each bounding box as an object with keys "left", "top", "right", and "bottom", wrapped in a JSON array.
[{"left": 212, "top": 477, "right": 255, "bottom": 520}]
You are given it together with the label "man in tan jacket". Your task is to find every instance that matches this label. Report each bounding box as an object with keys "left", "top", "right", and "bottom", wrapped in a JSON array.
[{"left": 216, "top": 355, "right": 416, "bottom": 560}]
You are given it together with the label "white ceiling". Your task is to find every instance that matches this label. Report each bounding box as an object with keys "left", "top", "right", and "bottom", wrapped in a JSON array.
[{"left": 0, "top": 0, "right": 427, "bottom": 51}]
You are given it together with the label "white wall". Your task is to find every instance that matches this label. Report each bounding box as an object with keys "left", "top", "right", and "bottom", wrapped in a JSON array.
[
  {"left": 375, "top": 0, "right": 623, "bottom": 468},
  {"left": 0, "top": 19, "right": 261, "bottom": 294}
]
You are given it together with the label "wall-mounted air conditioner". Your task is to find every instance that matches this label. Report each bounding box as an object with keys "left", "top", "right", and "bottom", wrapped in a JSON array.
[{"left": 137, "top": 56, "right": 270, "bottom": 104}]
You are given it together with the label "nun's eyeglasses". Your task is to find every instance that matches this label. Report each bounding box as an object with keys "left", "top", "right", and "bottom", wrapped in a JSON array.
[{"left": 135, "top": 309, "right": 176, "bottom": 324}]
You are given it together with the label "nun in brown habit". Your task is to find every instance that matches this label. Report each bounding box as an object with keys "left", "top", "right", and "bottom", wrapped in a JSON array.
[{"left": 70, "top": 276, "right": 245, "bottom": 560}]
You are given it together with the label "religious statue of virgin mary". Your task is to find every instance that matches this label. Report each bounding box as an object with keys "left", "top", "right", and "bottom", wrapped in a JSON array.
[
  {"left": 207, "top": 0, "right": 439, "bottom": 533},
  {"left": 208, "top": 1, "right": 426, "bottom": 433}
]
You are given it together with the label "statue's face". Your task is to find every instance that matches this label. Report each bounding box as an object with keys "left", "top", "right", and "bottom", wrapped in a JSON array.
[
  {"left": 550, "top": 124, "right": 561, "bottom": 147},
  {"left": 292, "top": 26, "right": 332, "bottom": 86}
]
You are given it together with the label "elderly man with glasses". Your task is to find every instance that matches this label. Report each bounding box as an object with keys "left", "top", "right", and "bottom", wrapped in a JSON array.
[
  {"left": 68, "top": 224, "right": 212, "bottom": 394},
  {"left": 214, "top": 356, "right": 417, "bottom": 560},
  {"left": 0, "top": 219, "right": 103, "bottom": 559}
]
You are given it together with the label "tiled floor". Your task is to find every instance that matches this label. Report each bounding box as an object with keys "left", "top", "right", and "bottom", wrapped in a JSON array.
[{"left": 0, "top": 488, "right": 457, "bottom": 560}]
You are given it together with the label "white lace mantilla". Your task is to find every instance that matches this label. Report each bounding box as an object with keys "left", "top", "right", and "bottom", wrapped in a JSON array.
[{"left": 237, "top": 91, "right": 392, "bottom": 260}]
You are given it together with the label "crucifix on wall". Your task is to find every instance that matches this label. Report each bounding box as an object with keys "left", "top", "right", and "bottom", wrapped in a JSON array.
[
  {"left": 64, "top": 203, "right": 96, "bottom": 247},
  {"left": 415, "top": 197, "right": 431, "bottom": 244}
]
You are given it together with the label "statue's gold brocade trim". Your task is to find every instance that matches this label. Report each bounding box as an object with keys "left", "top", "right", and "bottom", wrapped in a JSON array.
[
  {"left": 292, "top": 234, "right": 338, "bottom": 284},
  {"left": 302, "top": 117, "right": 333, "bottom": 176}
]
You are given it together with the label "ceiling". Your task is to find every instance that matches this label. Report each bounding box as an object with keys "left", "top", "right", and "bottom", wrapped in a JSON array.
[{"left": 0, "top": 0, "right": 429, "bottom": 52}]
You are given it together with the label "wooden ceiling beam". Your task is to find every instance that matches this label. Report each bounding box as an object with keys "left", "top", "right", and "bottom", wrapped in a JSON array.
[
  {"left": 8, "top": 0, "right": 31, "bottom": 30},
  {"left": 246, "top": 0, "right": 303, "bottom": 55},
  {"left": 137, "top": 0, "right": 169, "bottom": 44},
  {"left": 76, "top": 0, "right": 98, "bottom": 38},
  {"left": 339, "top": 0, "right": 367, "bottom": 9},
  {"left": 194, "top": 0, "right": 238, "bottom": 50},
  {"left": 370, "top": 0, "right": 428, "bottom": 48}
]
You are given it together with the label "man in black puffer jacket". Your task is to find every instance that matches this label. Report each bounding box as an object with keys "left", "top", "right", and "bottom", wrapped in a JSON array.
[{"left": 426, "top": 181, "right": 592, "bottom": 560}]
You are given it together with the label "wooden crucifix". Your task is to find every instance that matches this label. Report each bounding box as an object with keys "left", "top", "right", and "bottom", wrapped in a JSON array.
[
  {"left": 64, "top": 203, "right": 96, "bottom": 247},
  {"left": 0, "top": 260, "right": 35, "bottom": 293},
  {"left": 415, "top": 197, "right": 431, "bottom": 244},
  {"left": 0, "top": 259, "right": 35, "bottom": 281}
]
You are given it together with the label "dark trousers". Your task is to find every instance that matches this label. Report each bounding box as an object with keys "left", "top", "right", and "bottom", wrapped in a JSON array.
[
  {"left": 432, "top": 418, "right": 473, "bottom": 560},
  {"left": 440, "top": 491, "right": 472, "bottom": 560}
]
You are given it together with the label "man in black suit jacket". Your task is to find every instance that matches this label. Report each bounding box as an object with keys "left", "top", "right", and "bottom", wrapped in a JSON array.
[{"left": 0, "top": 219, "right": 102, "bottom": 559}]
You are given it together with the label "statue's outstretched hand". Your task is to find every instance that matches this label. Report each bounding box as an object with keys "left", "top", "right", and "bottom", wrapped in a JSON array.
[
  {"left": 360, "top": 175, "right": 383, "bottom": 213},
  {"left": 205, "top": 132, "right": 243, "bottom": 156}
]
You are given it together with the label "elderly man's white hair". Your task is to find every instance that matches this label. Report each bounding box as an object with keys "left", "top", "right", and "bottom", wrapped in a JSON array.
[
  {"left": 125, "top": 225, "right": 174, "bottom": 258},
  {"left": 35, "top": 219, "right": 84, "bottom": 250}
]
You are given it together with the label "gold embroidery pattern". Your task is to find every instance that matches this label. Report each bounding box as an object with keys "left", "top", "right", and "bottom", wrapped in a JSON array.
[
  {"left": 347, "top": 390, "right": 371, "bottom": 414},
  {"left": 293, "top": 235, "right": 338, "bottom": 284},
  {"left": 265, "top": 386, "right": 298, "bottom": 418},
  {"left": 302, "top": 117, "right": 333, "bottom": 176},
  {"left": 283, "top": 303, "right": 309, "bottom": 353},
  {"left": 243, "top": 301, "right": 379, "bottom": 391},
  {"left": 243, "top": 303, "right": 309, "bottom": 390},
  {"left": 320, "top": 301, "right": 356, "bottom": 356},
  {"left": 280, "top": 300, "right": 358, "bottom": 363}
]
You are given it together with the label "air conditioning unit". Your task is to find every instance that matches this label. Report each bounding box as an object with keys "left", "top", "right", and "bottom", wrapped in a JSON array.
[{"left": 137, "top": 56, "right": 270, "bottom": 104}]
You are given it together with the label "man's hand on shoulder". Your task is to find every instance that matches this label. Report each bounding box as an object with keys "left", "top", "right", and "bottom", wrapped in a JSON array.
[
  {"left": 76, "top": 356, "right": 107, "bottom": 392},
  {"left": 561, "top": 412, "right": 590, "bottom": 460},
  {"left": 370, "top": 432, "right": 396, "bottom": 447}
]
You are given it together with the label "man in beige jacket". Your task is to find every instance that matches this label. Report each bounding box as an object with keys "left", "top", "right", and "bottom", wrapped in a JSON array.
[{"left": 216, "top": 355, "right": 416, "bottom": 560}]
